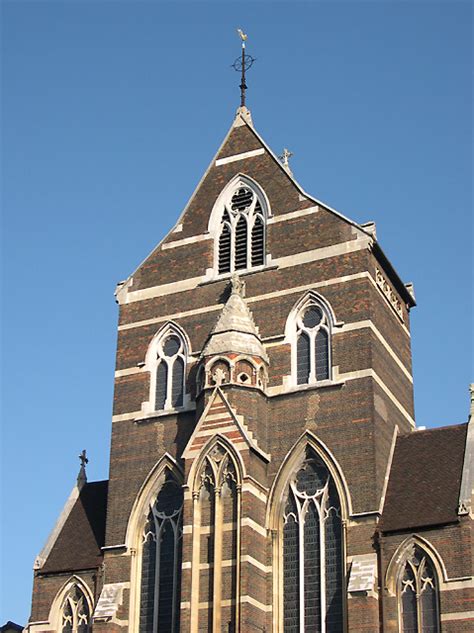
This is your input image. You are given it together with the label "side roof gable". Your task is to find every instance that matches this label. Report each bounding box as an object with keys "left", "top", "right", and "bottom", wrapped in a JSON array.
[
  {"left": 380, "top": 424, "right": 467, "bottom": 532},
  {"left": 38, "top": 480, "right": 108, "bottom": 574}
]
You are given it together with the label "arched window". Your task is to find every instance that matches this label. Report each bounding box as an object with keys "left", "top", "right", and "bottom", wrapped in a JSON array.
[
  {"left": 60, "top": 585, "right": 91, "bottom": 633},
  {"left": 291, "top": 296, "right": 332, "bottom": 385},
  {"left": 283, "top": 447, "right": 343, "bottom": 632},
  {"left": 139, "top": 470, "right": 184, "bottom": 633},
  {"left": 399, "top": 546, "right": 440, "bottom": 633},
  {"left": 147, "top": 325, "right": 188, "bottom": 412},
  {"left": 217, "top": 181, "right": 267, "bottom": 274},
  {"left": 191, "top": 443, "right": 241, "bottom": 632}
]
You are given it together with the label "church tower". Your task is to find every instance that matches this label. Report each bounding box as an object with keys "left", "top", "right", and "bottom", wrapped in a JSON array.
[{"left": 27, "top": 38, "right": 473, "bottom": 633}]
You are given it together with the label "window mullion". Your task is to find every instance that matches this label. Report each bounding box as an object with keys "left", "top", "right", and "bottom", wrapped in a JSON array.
[
  {"left": 165, "top": 359, "right": 173, "bottom": 409},
  {"left": 319, "top": 499, "right": 326, "bottom": 633},
  {"left": 309, "top": 330, "right": 317, "bottom": 383},
  {"left": 298, "top": 499, "right": 305, "bottom": 633},
  {"left": 153, "top": 518, "right": 162, "bottom": 633}
]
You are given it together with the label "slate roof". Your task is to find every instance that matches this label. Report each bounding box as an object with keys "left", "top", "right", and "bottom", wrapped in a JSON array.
[
  {"left": 380, "top": 424, "right": 467, "bottom": 532},
  {"left": 40, "top": 480, "right": 108, "bottom": 574}
]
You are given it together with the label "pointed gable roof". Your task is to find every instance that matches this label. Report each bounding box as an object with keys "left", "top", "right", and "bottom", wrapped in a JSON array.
[
  {"left": 201, "top": 277, "right": 268, "bottom": 361},
  {"left": 183, "top": 387, "right": 270, "bottom": 462}
]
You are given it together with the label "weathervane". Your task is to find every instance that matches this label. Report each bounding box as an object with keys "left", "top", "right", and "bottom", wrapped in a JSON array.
[{"left": 232, "top": 29, "right": 255, "bottom": 108}]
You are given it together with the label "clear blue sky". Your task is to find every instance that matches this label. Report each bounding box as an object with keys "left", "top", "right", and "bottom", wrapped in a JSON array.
[{"left": 1, "top": 1, "right": 472, "bottom": 625}]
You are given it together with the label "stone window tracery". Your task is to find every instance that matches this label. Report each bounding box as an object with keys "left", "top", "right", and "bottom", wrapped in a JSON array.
[
  {"left": 399, "top": 546, "right": 440, "bottom": 633},
  {"left": 217, "top": 182, "right": 266, "bottom": 274},
  {"left": 193, "top": 444, "right": 241, "bottom": 632},
  {"left": 60, "top": 585, "right": 91, "bottom": 633},
  {"left": 139, "top": 471, "right": 184, "bottom": 633},
  {"left": 282, "top": 448, "right": 343, "bottom": 632},
  {"left": 148, "top": 325, "right": 188, "bottom": 412},
  {"left": 294, "top": 301, "right": 331, "bottom": 385}
]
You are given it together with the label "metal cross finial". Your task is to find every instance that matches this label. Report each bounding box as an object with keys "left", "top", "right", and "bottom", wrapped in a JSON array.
[
  {"left": 232, "top": 29, "right": 255, "bottom": 108},
  {"left": 79, "top": 449, "right": 89, "bottom": 469}
]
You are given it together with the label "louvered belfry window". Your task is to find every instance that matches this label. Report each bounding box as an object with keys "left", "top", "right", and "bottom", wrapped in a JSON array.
[
  {"left": 139, "top": 472, "right": 184, "bottom": 633},
  {"left": 296, "top": 303, "right": 331, "bottom": 384},
  {"left": 283, "top": 448, "right": 343, "bottom": 632},
  {"left": 217, "top": 183, "right": 266, "bottom": 274},
  {"left": 153, "top": 329, "right": 186, "bottom": 411},
  {"left": 399, "top": 546, "right": 440, "bottom": 633}
]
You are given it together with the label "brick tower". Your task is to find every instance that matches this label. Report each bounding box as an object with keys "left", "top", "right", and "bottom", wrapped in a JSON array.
[{"left": 27, "top": 103, "right": 473, "bottom": 632}]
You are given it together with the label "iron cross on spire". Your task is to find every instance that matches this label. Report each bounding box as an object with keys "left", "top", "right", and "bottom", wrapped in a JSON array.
[{"left": 232, "top": 29, "right": 255, "bottom": 108}]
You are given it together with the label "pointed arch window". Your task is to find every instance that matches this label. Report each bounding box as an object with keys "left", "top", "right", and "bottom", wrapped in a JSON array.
[
  {"left": 399, "top": 546, "right": 440, "bottom": 633},
  {"left": 60, "top": 585, "right": 91, "bottom": 633},
  {"left": 293, "top": 298, "right": 332, "bottom": 385},
  {"left": 148, "top": 326, "right": 188, "bottom": 412},
  {"left": 139, "top": 471, "right": 184, "bottom": 633},
  {"left": 217, "top": 181, "right": 267, "bottom": 274},
  {"left": 192, "top": 444, "right": 241, "bottom": 632},
  {"left": 282, "top": 447, "right": 343, "bottom": 632}
]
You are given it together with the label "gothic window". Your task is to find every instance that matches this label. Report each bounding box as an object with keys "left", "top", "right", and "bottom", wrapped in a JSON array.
[
  {"left": 283, "top": 448, "right": 343, "bottom": 632},
  {"left": 295, "top": 301, "right": 331, "bottom": 384},
  {"left": 149, "top": 326, "right": 187, "bottom": 412},
  {"left": 217, "top": 182, "right": 266, "bottom": 274},
  {"left": 193, "top": 444, "right": 240, "bottom": 631},
  {"left": 399, "top": 546, "right": 440, "bottom": 633},
  {"left": 60, "top": 585, "right": 90, "bottom": 633},
  {"left": 139, "top": 471, "right": 184, "bottom": 633}
]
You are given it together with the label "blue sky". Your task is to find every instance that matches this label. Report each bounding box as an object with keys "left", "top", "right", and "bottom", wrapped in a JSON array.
[{"left": 1, "top": 0, "right": 472, "bottom": 625}]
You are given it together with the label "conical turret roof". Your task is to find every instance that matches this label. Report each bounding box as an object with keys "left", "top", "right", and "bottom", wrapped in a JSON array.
[{"left": 202, "top": 277, "right": 268, "bottom": 361}]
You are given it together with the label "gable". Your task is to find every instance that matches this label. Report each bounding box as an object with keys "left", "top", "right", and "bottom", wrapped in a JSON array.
[{"left": 117, "top": 112, "right": 367, "bottom": 298}]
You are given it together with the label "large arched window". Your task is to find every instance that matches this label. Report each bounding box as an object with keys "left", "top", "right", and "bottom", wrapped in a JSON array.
[
  {"left": 139, "top": 470, "right": 184, "bottom": 633},
  {"left": 60, "top": 585, "right": 91, "bottom": 633},
  {"left": 282, "top": 447, "right": 343, "bottom": 632},
  {"left": 398, "top": 545, "right": 440, "bottom": 633},
  {"left": 190, "top": 442, "right": 241, "bottom": 632},
  {"left": 145, "top": 324, "right": 188, "bottom": 413},
  {"left": 289, "top": 294, "right": 333, "bottom": 386},
  {"left": 216, "top": 180, "right": 267, "bottom": 274}
]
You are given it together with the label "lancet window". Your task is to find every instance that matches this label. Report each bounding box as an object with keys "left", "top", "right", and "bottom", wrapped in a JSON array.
[
  {"left": 217, "top": 182, "right": 266, "bottom": 274},
  {"left": 193, "top": 444, "right": 240, "bottom": 632},
  {"left": 399, "top": 546, "right": 440, "bottom": 633},
  {"left": 283, "top": 447, "right": 343, "bottom": 632},
  {"left": 139, "top": 471, "right": 184, "bottom": 633},
  {"left": 149, "top": 325, "right": 187, "bottom": 412},
  {"left": 294, "top": 300, "right": 331, "bottom": 384},
  {"left": 60, "top": 585, "right": 90, "bottom": 633}
]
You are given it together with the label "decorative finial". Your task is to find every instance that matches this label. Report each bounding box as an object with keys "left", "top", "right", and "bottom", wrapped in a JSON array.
[
  {"left": 230, "top": 274, "right": 246, "bottom": 298},
  {"left": 470, "top": 383, "right": 474, "bottom": 417},
  {"left": 77, "top": 449, "right": 88, "bottom": 486},
  {"left": 232, "top": 29, "right": 255, "bottom": 108},
  {"left": 279, "top": 148, "right": 294, "bottom": 175}
]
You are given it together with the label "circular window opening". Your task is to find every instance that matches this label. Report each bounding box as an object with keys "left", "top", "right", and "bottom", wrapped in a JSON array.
[
  {"left": 163, "top": 335, "right": 181, "bottom": 357},
  {"left": 302, "top": 307, "right": 323, "bottom": 329}
]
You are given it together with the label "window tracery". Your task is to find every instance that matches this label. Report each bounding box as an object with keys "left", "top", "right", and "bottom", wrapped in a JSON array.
[
  {"left": 282, "top": 448, "right": 343, "bottom": 632},
  {"left": 217, "top": 182, "right": 266, "bottom": 274},
  {"left": 294, "top": 300, "right": 331, "bottom": 385},
  {"left": 193, "top": 444, "right": 241, "bottom": 632},
  {"left": 399, "top": 545, "right": 440, "bottom": 633},
  {"left": 139, "top": 471, "right": 184, "bottom": 633},
  {"left": 147, "top": 325, "right": 188, "bottom": 412},
  {"left": 60, "top": 585, "right": 90, "bottom": 633}
]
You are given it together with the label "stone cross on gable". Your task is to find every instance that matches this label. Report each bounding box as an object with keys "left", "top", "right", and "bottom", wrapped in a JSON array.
[
  {"left": 77, "top": 449, "right": 88, "bottom": 486},
  {"left": 279, "top": 147, "right": 293, "bottom": 168}
]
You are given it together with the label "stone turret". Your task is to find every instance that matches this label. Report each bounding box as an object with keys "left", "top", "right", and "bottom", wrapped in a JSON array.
[{"left": 197, "top": 276, "right": 268, "bottom": 394}]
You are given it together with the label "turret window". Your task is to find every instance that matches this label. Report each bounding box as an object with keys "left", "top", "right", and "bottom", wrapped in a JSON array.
[{"left": 217, "top": 183, "right": 267, "bottom": 274}]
